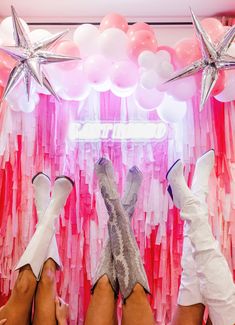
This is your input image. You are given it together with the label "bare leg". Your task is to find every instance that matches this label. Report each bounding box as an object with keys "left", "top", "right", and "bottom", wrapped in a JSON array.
[
  {"left": 33, "top": 258, "right": 57, "bottom": 325},
  {"left": 0, "top": 265, "right": 37, "bottom": 325},
  {"left": 172, "top": 304, "right": 205, "bottom": 325},
  {"left": 122, "top": 284, "right": 154, "bottom": 325},
  {"left": 85, "top": 275, "right": 118, "bottom": 325}
]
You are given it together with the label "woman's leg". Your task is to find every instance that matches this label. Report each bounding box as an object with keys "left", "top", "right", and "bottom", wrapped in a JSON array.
[
  {"left": 0, "top": 175, "right": 73, "bottom": 325},
  {"left": 167, "top": 159, "right": 235, "bottom": 325},
  {"left": 170, "top": 151, "right": 215, "bottom": 324},
  {"left": 95, "top": 159, "right": 154, "bottom": 325},
  {"left": 85, "top": 275, "right": 118, "bottom": 325},
  {"left": 0, "top": 265, "right": 37, "bottom": 325},
  {"left": 121, "top": 284, "right": 154, "bottom": 325},
  {"left": 86, "top": 166, "right": 143, "bottom": 325},
  {"left": 32, "top": 258, "right": 57, "bottom": 325},
  {"left": 172, "top": 304, "right": 205, "bottom": 325}
]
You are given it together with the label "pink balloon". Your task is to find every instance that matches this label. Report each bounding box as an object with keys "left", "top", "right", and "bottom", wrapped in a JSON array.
[
  {"left": 44, "top": 64, "right": 90, "bottom": 101},
  {"left": 167, "top": 76, "right": 197, "bottom": 101},
  {"left": 134, "top": 85, "right": 164, "bottom": 110},
  {"left": 0, "top": 63, "right": 11, "bottom": 87},
  {"left": 215, "top": 70, "right": 235, "bottom": 102},
  {"left": 221, "top": 26, "right": 235, "bottom": 44},
  {"left": 0, "top": 50, "right": 16, "bottom": 69},
  {"left": 52, "top": 40, "right": 80, "bottom": 70},
  {"left": 128, "top": 30, "right": 158, "bottom": 61},
  {"left": 110, "top": 60, "right": 138, "bottom": 89},
  {"left": 0, "top": 86, "right": 3, "bottom": 100},
  {"left": 83, "top": 55, "right": 111, "bottom": 85},
  {"left": 127, "top": 22, "right": 155, "bottom": 38},
  {"left": 100, "top": 13, "right": 128, "bottom": 32},
  {"left": 174, "top": 38, "right": 201, "bottom": 67},
  {"left": 201, "top": 18, "right": 224, "bottom": 44},
  {"left": 211, "top": 70, "right": 225, "bottom": 96}
]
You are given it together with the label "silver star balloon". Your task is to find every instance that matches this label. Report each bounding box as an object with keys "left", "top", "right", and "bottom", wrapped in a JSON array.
[
  {"left": 0, "top": 6, "right": 81, "bottom": 101},
  {"left": 166, "top": 8, "right": 235, "bottom": 110}
]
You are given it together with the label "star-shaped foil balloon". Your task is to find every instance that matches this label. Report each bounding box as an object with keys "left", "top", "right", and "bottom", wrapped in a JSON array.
[
  {"left": 167, "top": 9, "right": 235, "bottom": 110},
  {"left": 0, "top": 6, "right": 80, "bottom": 101}
]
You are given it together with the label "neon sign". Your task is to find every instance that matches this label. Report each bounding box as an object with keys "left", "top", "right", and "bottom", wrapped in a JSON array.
[{"left": 69, "top": 122, "right": 167, "bottom": 141}]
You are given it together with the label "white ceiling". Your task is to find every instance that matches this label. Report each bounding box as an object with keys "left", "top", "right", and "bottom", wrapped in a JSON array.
[{"left": 0, "top": 0, "right": 234, "bottom": 24}]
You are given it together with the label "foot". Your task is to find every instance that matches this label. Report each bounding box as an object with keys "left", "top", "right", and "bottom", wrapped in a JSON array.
[
  {"left": 53, "top": 176, "right": 74, "bottom": 202},
  {"left": 166, "top": 160, "right": 193, "bottom": 210},
  {"left": 122, "top": 166, "right": 143, "bottom": 217},
  {"left": 191, "top": 149, "right": 215, "bottom": 198},
  {"left": 32, "top": 172, "right": 51, "bottom": 221},
  {"left": 95, "top": 158, "right": 119, "bottom": 200},
  {"left": 44, "top": 176, "right": 74, "bottom": 220}
]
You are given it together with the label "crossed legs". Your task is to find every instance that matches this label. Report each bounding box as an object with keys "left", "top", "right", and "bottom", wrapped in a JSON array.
[
  {"left": 167, "top": 151, "right": 235, "bottom": 325},
  {"left": 85, "top": 160, "right": 154, "bottom": 325},
  {"left": 0, "top": 259, "right": 59, "bottom": 325},
  {"left": 0, "top": 173, "right": 73, "bottom": 324}
]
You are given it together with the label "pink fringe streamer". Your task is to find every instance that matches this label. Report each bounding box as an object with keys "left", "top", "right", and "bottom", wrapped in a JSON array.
[{"left": 0, "top": 93, "right": 234, "bottom": 324}]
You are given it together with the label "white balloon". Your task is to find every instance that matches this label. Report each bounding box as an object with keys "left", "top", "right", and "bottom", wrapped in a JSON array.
[
  {"left": 0, "top": 31, "right": 3, "bottom": 46},
  {"left": 138, "top": 51, "right": 157, "bottom": 69},
  {"left": 227, "top": 43, "right": 235, "bottom": 57},
  {"left": 92, "top": 80, "right": 111, "bottom": 92},
  {"left": 215, "top": 70, "right": 235, "bottom": 102},
  {"left": 155, "top": 61, "right": 174, "bottom": 79},
  {"left": 134, "top": 85, "right": 164, "bottom": 111},
  {"left": 7, "top": 81, "right": 39, "bottom": 113},
  {"left": 157, "top": 94, "right": 187, "bottom": 123},
  {"left": 44, "top": 64, "right": 91, "bottom": 101},
  {"left": 98, "top": 28, "right": 128, "bottom": 61},
  {"left": 155, "top": 50, "right": 171, "bottom": 62},
  {"left": 111, "top": 84, "right": 136, "bottom": 98},
  {"left": 20, "top": 93, "right": 40, "bottom": 113},
  {"left": 30, "top": 29, "right": 52, "bottom": 43},
  {"left": 0, "top": 16, "right": 30, "bottom": 45},
  {"left": 73, "top": 24, "right": 100, "bottom": 58},
  {"left": 140, "top": 70, "right": 158, "bottom": 89}
]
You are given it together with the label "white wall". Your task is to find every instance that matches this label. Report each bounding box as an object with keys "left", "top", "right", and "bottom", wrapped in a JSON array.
[{"left": 29, "top": 24, "right": 194, "bottom": 47}]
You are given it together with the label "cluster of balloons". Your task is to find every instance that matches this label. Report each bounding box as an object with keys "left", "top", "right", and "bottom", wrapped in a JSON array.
[
  {"left": 174, "top": 17, "right": 235, "bottom": 102},
  {"left": 0, "top": 13, "right": 234, "bottom": 121}
]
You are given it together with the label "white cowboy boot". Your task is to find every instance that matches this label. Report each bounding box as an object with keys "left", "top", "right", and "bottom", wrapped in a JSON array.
[
  {"left": 95, "top": 158, "right": 150, "bottom": 301},
  {"left": 15, "top": 176, "right": 74, "bottom": 280},
  {"left": 92, "top": 166, "right": 143, "bottom": 296},
  {"left": 191, "top": 149, "right": 215, "bottom": 206},
  {"left": 32, "top": 172, "right": 61, "bottom": 268},
  {"left": 177, "top": 150, "right": 214, "bottom": 306},
  {"left": 167, "top": 159, "right": 235, "bottom": 325}
]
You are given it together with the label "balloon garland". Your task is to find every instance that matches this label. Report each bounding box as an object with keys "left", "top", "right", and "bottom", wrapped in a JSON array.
[{"left": 0, "top": 8, "right": 234, "bottom": 119}]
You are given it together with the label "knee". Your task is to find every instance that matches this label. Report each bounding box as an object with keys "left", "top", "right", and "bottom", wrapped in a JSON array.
[
  {"left": 132, "top": 283, "right": 147, "bottom": 297},
  {"left": 95, "top": 275, "right": 113, "bottom": 293},
  {"left": 14, "top": 271, "right": 35, "bottom": 296},
  {"left": 40, "top": 265, "right": 56, "bottom": 287}
]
